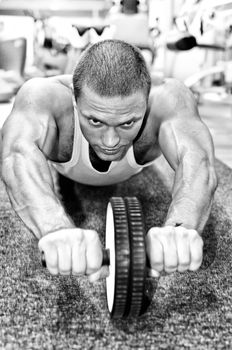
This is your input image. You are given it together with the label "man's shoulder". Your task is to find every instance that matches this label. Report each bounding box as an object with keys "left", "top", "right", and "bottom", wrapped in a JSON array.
[
  {"left": 17, "top": 76, "right": 70, "bottom": 105},
  {"left": 15, "top": 75, "right": 73, "bottom": 115},
  {"left": 149, "top": 77, "right": 195, "bottom": 120},
  {"left": 23, "top": 74, "right": 72, "bottom": 89},
  {"left": 149, "top": 78, "right": 185, "bottom": 102}
]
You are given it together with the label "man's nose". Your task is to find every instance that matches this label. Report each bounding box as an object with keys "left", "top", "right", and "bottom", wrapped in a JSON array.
[{"left": 102, "top": 127, "right": 120, "bottom": 148}]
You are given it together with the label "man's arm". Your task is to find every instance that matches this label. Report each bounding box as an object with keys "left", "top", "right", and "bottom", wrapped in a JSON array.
[
  {"left": 156, "top": 79, "right": 217, "bottom": 232},
  {"left": 1, "top": 79, "right": 107, "bottom": 280},
  {"left": 1, "top": 79, "right": 74, "bottom": 239},
  {"left": 146, "top": 79, "right": 217, "bottom": 276}
]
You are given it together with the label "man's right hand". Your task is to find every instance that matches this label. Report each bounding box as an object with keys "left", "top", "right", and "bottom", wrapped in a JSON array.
[{"left": 38, "top": 228, "right": 109, "bottom": 282}]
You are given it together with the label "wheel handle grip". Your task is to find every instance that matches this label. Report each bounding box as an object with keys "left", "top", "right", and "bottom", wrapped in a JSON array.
[
  {"left": 102, "top": 248, "right": 110, "bottom": 266},
  {"left": 41, "top": 249, "right": 151, "bottom": 269},
  {"left": 41, "top": 249, "right": 152, "bottom": 272},
  {"left": 41, "top": 248, "right": 111, "bottom": 268}
]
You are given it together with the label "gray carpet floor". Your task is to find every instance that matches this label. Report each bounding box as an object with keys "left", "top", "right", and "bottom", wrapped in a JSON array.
[{"left": 1, "top": 157, "right": 232, "bottom": 350}]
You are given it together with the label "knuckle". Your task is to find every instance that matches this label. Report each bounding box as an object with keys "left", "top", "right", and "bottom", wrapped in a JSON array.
[
  {"left": 162, "top": 227, "right": 175, "bottom": 242},
  {"left": 175, "top": 227, "right": 189, "bottom": 240},
  {"left": 164, "top": 226, "right": 175, "bottom": 235},
  {"left": 38, "top": 240, "right": 43, "bottom": 251},
  {"left": 190, "top": 229, "right": 201, "bottom": 240},
  {"left": 38, "top": 236, "right": 49, "bottom": 251},
  {"left": 146, "top": 231, "right": 154, "bottom": 244},
  {"left": 148, "top": 227, "right": 160, "bottom": 240},
  {"left": 74, "top": 229, "right": 84, "bottom": 242},
  {"left": 73, "top": 236, "right": 84, "bottom": 248},
  {"left": 84, "top": 229, "right": 98, "bottom": 240},
  {"left": 52, "top": 229, "right": 83, "bottom": 246},
  {"left": 181, "top": 229, "right": 189, "bottom": 240}
]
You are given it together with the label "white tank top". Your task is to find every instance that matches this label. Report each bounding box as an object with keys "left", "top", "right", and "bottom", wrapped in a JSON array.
[{"left": 51, "top": 93, "right": 155, "bottom": 186}]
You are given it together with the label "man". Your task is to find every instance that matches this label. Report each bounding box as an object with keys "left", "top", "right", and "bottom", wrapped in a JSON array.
[{"left": 1, "top": 40, "right": 217, "bottom": 282}]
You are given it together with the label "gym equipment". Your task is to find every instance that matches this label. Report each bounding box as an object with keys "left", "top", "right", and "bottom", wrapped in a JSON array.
[
  {"left": 72, "top": 25, "right": 109, "bottom": 37},
  {"left": 167, "top": 33, "right": 225, "bottom": 52},
  {"left": 41, "top": 196, "right": 153, "bottom": 319},
  {"left": 105, "top": 197, "right": 147, "bottom": 319},
  {"left": 166, "top": 0, "right": 232, "bottom": 97},
  {"left": 0, "top": 38, "right": 27, "bottom": 102},
  {"left": 0, "top": 37, "right": 27, "bottom": 76}
]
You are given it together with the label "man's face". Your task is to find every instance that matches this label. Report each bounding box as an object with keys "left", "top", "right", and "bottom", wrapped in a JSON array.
[{"left": 77, "top": 85, "right": 147, "bottom": 161}]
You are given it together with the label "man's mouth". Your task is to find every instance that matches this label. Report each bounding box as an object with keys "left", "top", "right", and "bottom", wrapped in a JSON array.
[{"left": 101, "top": 148, "right": 120, "bottom": 155}]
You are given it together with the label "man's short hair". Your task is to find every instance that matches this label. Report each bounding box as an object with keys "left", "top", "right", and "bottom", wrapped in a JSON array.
[{"left": 73, "top": 39, "right": 151, "bottom": 101}]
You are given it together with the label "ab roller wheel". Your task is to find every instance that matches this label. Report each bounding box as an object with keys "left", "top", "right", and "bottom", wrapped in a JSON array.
[
  {"left": 105, "top": 197, "right": 147, "bottom": 319},
  {"left": 41, "top": 196, "right": 151, "bottom": 319}
]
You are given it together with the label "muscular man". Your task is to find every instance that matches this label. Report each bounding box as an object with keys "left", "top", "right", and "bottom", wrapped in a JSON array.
[{"left": 1, "top": 40, "right": 217, "bottom": 282}]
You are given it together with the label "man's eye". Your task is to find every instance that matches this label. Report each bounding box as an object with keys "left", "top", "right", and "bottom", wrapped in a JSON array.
[
  {"left": 89, "top": 119, "right": 102, "bottom": 126},
  {"left": 122, "top": 121, "right": 135, "bottom": 128}
]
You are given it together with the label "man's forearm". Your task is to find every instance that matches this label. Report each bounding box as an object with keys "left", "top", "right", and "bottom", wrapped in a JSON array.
[
  {"left": 164, "top": 156, "right": 217, "bottom": 233},
  {"left": 154, "top": 78, "right": 218, "bottom": 234},
  {"left": 13, "top": 200, "right": 75, "bottom": 239},
  {"left": 2, "top": 146, "right": 75, "bottom": 239}
]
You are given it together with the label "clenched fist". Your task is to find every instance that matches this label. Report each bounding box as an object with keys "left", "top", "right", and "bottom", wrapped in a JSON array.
[
  {"left": 38, "top": 228, "right": 109, "bottom": 282},
  {"left": 146, "top": 226, "right": 203, "bottom": 277}
]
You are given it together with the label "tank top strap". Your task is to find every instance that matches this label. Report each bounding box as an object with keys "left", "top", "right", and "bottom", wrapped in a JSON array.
[
  {"left": 127, "top": 144, "right": 157, "bottom": 169},
  {"left": 126, "top": 146, "right": 142, "bottom": 170},
  {"left": 50, "top": 86, "right": 81, "bottom": 169}
]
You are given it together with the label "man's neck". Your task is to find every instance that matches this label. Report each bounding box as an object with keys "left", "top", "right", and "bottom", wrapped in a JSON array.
[{"left": 89, "top": 145, "right": 111, "bottom": 172}]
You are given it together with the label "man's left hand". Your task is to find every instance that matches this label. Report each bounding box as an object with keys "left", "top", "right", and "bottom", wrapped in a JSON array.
[{"left": 146, "top": 226, "right": 203, "bottom": 277}]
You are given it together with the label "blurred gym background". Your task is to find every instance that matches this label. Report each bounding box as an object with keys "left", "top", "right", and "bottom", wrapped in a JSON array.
[{"left": 0, "top": 0, "right": 232, "bottom": 166}]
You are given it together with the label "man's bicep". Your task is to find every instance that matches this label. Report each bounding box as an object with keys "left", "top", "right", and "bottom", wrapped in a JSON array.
[
  {"left": 2, "top": 112, "right": 40, "bottom": 159},
  {"left": 3, "top": 77, "right": 58, "bottom": 154},
  {"left": 157, "top": 120, "right": 178, "bottom": 169},
  {"left": 2, "top": 109, "right": 57, "bottom": 162},
  {"left": 1, "top": 113, "right": 57, "bottom": 207}
]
